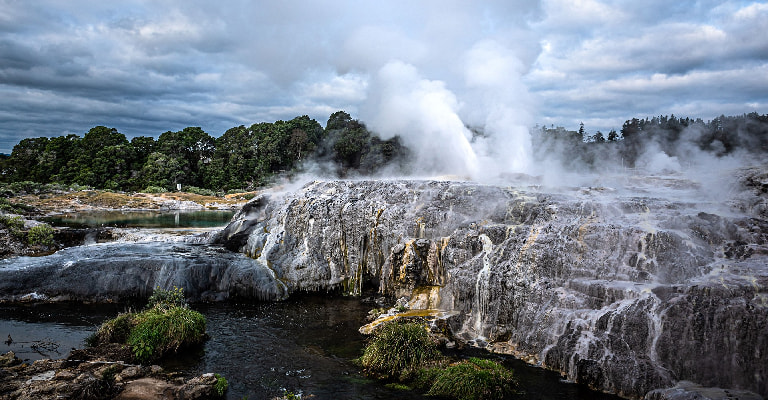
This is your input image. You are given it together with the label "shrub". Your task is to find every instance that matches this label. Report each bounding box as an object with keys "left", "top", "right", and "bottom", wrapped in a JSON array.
[
  {"left": 185, "top": 186, "right": 216, "bottom": 196},
  {"left": 0, "top": 198, "right": 35, "bottom": 214},
  {"left": 214, "top": 373, "right": 228, "bottom": 396},
  {"left": 91, "top": 287, "right": 207, "bottom": 364},
  {"left": 147, "top": 286, "right": 186, "bottom": 311},
  {"left": 27, "top": 223, "right": 55, "bottom": 246},
  {"left": 360, "top": 322, "right": 441, "bottom": 380},
  {"left": 422, "top": 357, "right": 518, "bottom": 400},
  {"left": 127, "top": 306, "right": 206, "bottom": 363},
  {"left": 143, "top": 185, "right": 167, "bottom": 194},
  {"left": 0, "top": 215, "right": 25, "bottom": 238}
]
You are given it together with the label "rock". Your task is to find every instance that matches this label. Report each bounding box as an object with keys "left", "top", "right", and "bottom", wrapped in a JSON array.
[
  {"left": 210, "top": 177, "right": 767, "bottom": 398},
  {"left": 116, "top": 377, "right": 175, "bottom": 399},
  {"left": 0, "top": 350, "right": 226, "bottom": 400},
  {"left": 645, "top": 381, "right": 763, "bottom": 400},
  {"left": 2, "top": 168, "right": 768, "bottom": 399}
]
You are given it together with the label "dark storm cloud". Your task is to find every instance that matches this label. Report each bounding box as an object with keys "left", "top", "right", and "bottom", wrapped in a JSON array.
[{"left": 0, "top": 0, "right": 765, "bottom": 159}]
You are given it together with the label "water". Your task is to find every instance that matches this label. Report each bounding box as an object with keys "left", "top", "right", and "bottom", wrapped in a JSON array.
[
  {"left": 0, "top": 297, "right": 623, "bottom": 400},
  {"left": 42, "top": 210, "right": 235, "bottom": 229}
]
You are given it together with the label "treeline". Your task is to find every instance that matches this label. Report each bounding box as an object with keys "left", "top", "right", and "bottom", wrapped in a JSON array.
[
  {"left": 533, "top": 112, "right": 768, "bottom": 171},
  {"left": 0, "top": 111, "right": 409, "bottom": 193}
]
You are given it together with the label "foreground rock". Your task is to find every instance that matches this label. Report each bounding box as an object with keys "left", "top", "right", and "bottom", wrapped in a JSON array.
[
  {"left": 0, "top": 350, "right": 224, "bottom": 400},
  {"left": 1, "top": 168, "right": 767, "bottom": 399}
]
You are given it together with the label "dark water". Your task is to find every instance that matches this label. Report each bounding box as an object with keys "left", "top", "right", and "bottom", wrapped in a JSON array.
[
  {"left": 42, "top": 210, "right": 235, "bottom": 229},
  {"left": 0, "top": 297, "right": 623, "bottom": 400}
]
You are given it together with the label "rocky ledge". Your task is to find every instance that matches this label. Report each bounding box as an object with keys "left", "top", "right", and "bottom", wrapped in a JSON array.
[
  {"left": 0, "top": 349, "right": 225, "bottom": 400},
  {"left": 1, "top": 167, "right": 767, "bottom": 399}
]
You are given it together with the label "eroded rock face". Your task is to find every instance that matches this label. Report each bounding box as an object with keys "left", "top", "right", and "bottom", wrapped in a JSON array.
[
  {"left": 212, "top": 176, "right": 767, "bottom": 399},
  {"left": 0, "top": 242, "right": 287, "bottom": 302},
  {"left": 1, "top": 170, "right": 766, "bottom": 399}
]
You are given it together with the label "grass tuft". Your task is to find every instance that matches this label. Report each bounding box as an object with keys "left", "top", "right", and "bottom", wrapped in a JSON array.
[{"left": 360, "top": 322, "right": 441, "bottom": 380}]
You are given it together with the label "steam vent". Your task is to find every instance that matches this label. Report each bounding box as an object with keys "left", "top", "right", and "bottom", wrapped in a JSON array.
[{"left": 2, "top": 167, "right": 767, "bottom": 399}]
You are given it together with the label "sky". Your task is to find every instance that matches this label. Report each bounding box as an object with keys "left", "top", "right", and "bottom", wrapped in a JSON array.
[{"left": 1, "top": 0, "right": 767, "bottom": 157}]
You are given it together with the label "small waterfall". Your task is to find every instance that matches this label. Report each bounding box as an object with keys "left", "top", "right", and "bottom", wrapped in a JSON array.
[{"left": 473, "top": 234, "right": 494, "bottom": 336}]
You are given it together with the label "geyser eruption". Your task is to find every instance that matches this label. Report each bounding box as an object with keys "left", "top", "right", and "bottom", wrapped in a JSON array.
[{"left": 361, "top": 39, "right": 534, "bottom": 182}]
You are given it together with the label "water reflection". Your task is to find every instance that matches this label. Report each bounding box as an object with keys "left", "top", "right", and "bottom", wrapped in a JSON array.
[
  {"left": 43, "top": 210, "right": 235, "bottom": 229},
  {"left": 0, "top": 297, "right": 624, "bottom": 400}
]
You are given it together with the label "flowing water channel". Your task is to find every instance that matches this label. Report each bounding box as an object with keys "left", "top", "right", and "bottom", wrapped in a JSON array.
[{"left": 1, "top": 210, "right": 624, "bottom": 399}]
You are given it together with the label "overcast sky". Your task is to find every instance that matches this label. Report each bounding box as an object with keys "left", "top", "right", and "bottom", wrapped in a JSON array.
[{"left": 1, "top": 0, "right": 767, "bottom": 154}]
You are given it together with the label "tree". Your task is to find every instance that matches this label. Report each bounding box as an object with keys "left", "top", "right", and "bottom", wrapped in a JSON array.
[
  {"left": 156, "top": 127, "right": 214, "bottom": 188},
  {"left": 607, "top": 129, "right": 619, "bottom": 141},
  {"left": 7, "top": 137, "right": 50, "bottom": 183},
  {"left": 204, "top": 125, "right": 259, "bottom": 190},
  {"left": 593, "top": 131, "right": 605, "bottom": 143}
]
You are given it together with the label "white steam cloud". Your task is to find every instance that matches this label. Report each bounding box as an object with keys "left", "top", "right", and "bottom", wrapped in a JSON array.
[{"left": 361, "top": 39, "right": 534, "bottom": 182}]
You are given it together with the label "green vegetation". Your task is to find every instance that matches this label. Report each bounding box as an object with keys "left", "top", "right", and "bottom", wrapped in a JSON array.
[
  {"left": 360, "top": 322, "right": 441, "bottom": 380},
  {"left": 360, "top": 322, "right": 518, "bottom": 399},
  {"left": 0, "top": 111, "right": 410, "bottom": 193},
  {"left": 416, "top": 357, "right": 517, "bottom": 400},
  {"left": 0, "top": 197, "right": 35, "bottom": 214},
  {"left": 91, "top": 287, "right": 207, "bottom": 364},
  {"left": 214, "top": 373, "right": 229, "bottom": 396},
  {"left": 27, "top": 223, "right": 54, "bottom": 246},
  {"left": 0, "top": 215, "right": 25, "bottom": 238}
]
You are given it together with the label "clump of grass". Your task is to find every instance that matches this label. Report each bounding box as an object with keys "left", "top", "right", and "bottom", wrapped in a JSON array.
[
  {"left": 418, "top": 357, "right": 518, "bottom": 400},
  {"left": 360, "top": 322, "right": 441, "bottom": 380},
  {"left": 128, "top": 306, "right": 206, "bottom": 363},
  {"left": 91, "top": 286, "right": 207, "bottom": 363},
  {"left": 360, "top": 321, "right": 518, "bottom": 399},
  {"left": 27, "top": 223, "right": 54, "bottom": 246}
]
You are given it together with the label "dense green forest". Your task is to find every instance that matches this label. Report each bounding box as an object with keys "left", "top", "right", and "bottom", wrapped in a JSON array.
[
  {"left": 0, "top": 111, "right": 408, "bottom": 193},
  {"left": 1, "top": 111, "right": 766, "bottom": 194}
]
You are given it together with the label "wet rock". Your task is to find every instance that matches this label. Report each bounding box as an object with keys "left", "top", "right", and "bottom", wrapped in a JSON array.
[
  {"left": 0, "top": 350, "right": 225, "bottom": 400},
  {"left": 3, "top": 169, "right": 768, "bottom": 399},
  {"left": 645, "top": 381, "right": 763, "bottom": 400}
]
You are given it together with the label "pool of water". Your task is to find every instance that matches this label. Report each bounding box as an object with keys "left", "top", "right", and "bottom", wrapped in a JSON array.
[
  {"left": 0, "top": 297, "right": 623, "bottom": 400},
  {"left": 42, "top": 210, "right": 235, "bottom": 229}
]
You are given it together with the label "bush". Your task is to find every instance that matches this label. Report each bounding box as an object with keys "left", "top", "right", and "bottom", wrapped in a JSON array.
[
  {"left": 127, "top": 306, "right": 207, "bottom": 363},
  {"left": 143, "top": 185, "right": 167, "bottom": 194},
  {"left": 91, "top": 287, "right": 207, "bottom": 364},
  {"left": 147, "top": 286, "right": 186, "bottom": 311},
  {"left": 27, "top": 223, "right": 55, "bottom": 246},
  {"left": 421, "top": 357, "right": 518, "bottom": 400},
  {"left": 0, "top": 215, "right": 25, "bottom": 238},
  {"left": 0, "top": 197, "right": 35, "bottom": 214},
  {"left": 214, "top": 373, "right": 228, "bottom": 396},
  {"left": 185, "top": 186, "right": 216, "bottom": 196},
  {"left": 360, "top": 322, "right": 441, "bottom": 380}
]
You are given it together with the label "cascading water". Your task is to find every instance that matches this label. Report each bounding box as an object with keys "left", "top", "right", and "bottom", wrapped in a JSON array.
[{"left": 2, "top": 173, "right": 767, "bottom": 399}]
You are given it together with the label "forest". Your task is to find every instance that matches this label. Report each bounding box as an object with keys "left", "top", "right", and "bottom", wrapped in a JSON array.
[
  {"left": 0, "top": 111, "right": 408, "bottom": 193},
  {"left": 1, "top": 111, "right": 766, "bottom": 194}
]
